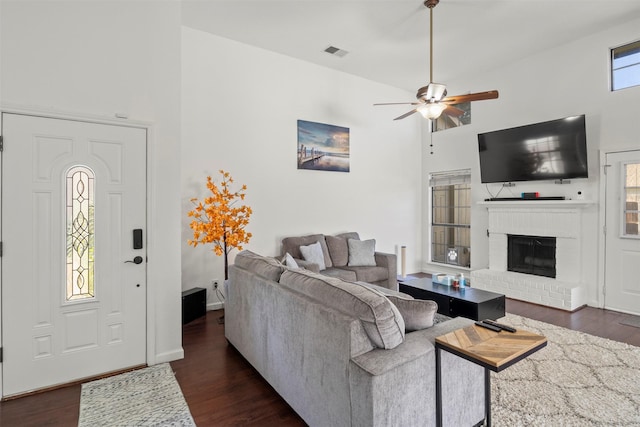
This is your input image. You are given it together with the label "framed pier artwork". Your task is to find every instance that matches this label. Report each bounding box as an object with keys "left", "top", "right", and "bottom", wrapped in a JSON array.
[{"left": 297, "top": 119, "right": 350, "bottom": 172}]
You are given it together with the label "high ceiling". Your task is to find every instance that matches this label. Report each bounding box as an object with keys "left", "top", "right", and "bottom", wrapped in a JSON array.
[{"left": 182, "top": 0, "right": 640, "bottom": 94}]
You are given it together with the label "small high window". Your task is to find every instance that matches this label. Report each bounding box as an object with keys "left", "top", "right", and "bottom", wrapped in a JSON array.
[{"left": 611, "top": 40, "right": 640, "bottom": 91}]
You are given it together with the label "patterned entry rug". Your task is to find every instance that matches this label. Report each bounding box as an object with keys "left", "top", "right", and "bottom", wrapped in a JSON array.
[
  {"left": 492, "top": 314, "right": 640, "bottom": 426},
  {"left": 78, "top": 363, "right": 195, "bottom": 427}
]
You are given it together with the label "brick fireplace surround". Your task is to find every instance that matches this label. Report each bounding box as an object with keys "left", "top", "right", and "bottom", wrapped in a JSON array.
[{"left": 471, "top": 201, "right": 592, "bottom": 311}]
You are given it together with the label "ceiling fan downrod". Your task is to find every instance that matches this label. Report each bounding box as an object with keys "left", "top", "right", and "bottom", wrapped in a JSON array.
[{"left": 424, "top": 0, "right": 439, "bottom": 84}]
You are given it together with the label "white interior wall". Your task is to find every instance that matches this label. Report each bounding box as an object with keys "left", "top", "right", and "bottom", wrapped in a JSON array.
[
  {"left": 0, "top": 0, "right": 183, "bottom": 365},
  {"left": 422, "top": 16, "right": 640, "bottom": 307},
  {"left": 181, "top": 27, "right": 423, "bottom": 305}
]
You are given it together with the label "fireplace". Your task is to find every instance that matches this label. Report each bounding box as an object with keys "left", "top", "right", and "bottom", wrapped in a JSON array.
[
  {"left": 472, "top": 202, "right": 589, "bottom": 311},
  {"left": 507, "top": 235, "right": 556, "bottom": 278}
]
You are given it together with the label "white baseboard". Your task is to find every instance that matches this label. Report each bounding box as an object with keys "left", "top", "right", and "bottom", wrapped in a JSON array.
[
  {"left": 207, "top": 302, "right": 224, "bottom": 311},
  {"left": 154, "top": 348, "right": 185, "bottom": 364}
]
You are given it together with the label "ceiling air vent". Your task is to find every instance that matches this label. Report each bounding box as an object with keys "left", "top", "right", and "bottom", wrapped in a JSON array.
[{"left": 324, "top": 45, "right": 348, "bottom": 58}]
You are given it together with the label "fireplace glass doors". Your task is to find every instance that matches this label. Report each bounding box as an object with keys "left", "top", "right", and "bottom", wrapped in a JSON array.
[{"left": 507, "top": 235, "right": 556, "bottom": 278}]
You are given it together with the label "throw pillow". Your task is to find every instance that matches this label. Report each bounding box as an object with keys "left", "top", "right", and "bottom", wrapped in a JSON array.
[
  {"left": 386, "top": 295, "right": 438, "bottom": 331},
  {"left": 299, "top": 241, "right": 326, "bottom": 271},
  {"left": 325, "top": 235, "right": 349, "bottom": 267},
  {"left": 348, "top": 238, "right": 376, "bottom": 267},
  {"left": 281, "top": 234, "right": 333, "bottom": 268},
  {"left": 283, "top": 252, "right": 299, "bottom": 269}
]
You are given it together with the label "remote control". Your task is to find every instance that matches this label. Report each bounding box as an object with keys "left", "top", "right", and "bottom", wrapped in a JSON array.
[
  {"left": 474, "top": 321, "right": 501, "bottom": 332},
  {"left": 482, "top": 319, "right": 517, "bottom": 333}
]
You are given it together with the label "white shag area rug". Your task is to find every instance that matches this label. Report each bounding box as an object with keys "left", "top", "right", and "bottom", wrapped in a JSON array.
[
  {"left": 78, "top": 363, "right": 195, "bottom": 427},
  {"left": 492, "top": 314, "right": 640, "bottom": 426}
]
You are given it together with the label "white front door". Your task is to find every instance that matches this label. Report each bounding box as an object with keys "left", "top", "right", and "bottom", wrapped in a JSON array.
[
  {"left": 604, "top": 150, "right": 640, "bottom": 315},
  {"left": 1, "top": 113, "right": 147, "bottom": 397}
]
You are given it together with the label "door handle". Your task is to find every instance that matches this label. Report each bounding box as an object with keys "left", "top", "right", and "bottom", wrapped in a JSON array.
[{"left": 125, "top": 256, "right": 144, "bottom": 264}]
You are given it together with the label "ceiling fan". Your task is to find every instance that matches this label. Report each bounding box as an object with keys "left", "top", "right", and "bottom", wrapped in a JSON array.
[{"left": 375, "top": 0, "right": 498, "bottom": 121}]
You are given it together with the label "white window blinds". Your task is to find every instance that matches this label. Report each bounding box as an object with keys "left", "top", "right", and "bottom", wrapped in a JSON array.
[{"left": 429, "top": 169, "right": 471, "bottom": 187}]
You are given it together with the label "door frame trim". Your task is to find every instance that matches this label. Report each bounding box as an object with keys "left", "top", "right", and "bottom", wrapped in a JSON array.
[
  {"left": 598, "top": 147, "right": 640, "bottom": 311},
  {"left": 0, "top": 105, "right": 158, "bottom": 398}
]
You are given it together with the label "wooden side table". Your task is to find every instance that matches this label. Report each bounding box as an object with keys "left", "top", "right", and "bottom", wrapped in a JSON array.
[{"left": 435, "top": 324, "right": 547, "bottom": 426}]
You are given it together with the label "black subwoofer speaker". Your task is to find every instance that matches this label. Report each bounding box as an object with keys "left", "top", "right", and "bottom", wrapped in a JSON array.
[{"left": 182, "top": 287, "right": 206, "bottom": 324}]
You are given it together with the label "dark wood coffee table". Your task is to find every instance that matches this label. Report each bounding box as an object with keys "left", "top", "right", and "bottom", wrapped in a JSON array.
[
  {"left": 399, "top": 277, "right": 505, "bottom": 320},
  {"left": 435, "top": 324, "right": 547, "bottom": 427}
]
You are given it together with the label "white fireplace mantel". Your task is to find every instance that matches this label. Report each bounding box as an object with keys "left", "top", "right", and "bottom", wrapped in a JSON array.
[{"left": 478, "top": 200, "right": 595, "bottom": 209}]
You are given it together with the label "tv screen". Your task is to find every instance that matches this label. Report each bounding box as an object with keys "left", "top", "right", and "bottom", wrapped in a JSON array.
[{"left": 478, "top": 115, "right": 588, "bottom": 183}]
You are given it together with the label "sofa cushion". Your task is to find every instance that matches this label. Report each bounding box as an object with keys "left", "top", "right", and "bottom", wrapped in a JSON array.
[
  {"left": 279, "top": 269, "right": 405, "bottom": 349},
  {"left": 356, "top": 281, "right": 409, "bottom": 298},
  {"left": 386, "top": 295, "right": 438, "bottom": 331},
  {"left": 321, "top": 267, "right": 357, "bottom": 282},
  {"left": 348, "top": 239, "right": 376, "bottom": 267},
  {"left": 234, "top": 250, "right": 285, "bottom": 282},
  {"left": 282, "top": 234, "right": 333, "bottom": 268},
  {"left": 325, "top": 235, "right": 349, "bottom": 267},
  {"left": 355, "top": 283, "right": 436, "bottom": 331},
  {"left": 335, "top": 231, "right": 360, "bottom": 241},
  {"left": 299, "top": 241, "right": 326, "bottom": 270},
  {"left": 341, "top": 265, "right": 389, "bottom": 284}
]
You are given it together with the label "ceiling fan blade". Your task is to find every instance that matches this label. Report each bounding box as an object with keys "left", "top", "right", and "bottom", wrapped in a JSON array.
[
  {"left": 443, "top": 105, "right": 465, "bottom": 118},
  {"left": 374, "top": 102, "right": 420, "bottom": 106},
  {"left": 394, "top": 109, "right": 419, "bottom": 120},
  {"left": 442, "top": 90, "right": 499, "bottom": 104}
]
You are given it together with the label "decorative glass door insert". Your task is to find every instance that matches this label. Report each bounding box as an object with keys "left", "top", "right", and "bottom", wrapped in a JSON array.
[
  {"left": 66, "top": 165, "right": 95, "bottom": 301},
  {"left": 622, "top": 163, "right": 640, "bottom": 237},
  {"left": 624, "top": 162, "right": 640, "bottom": 237}
]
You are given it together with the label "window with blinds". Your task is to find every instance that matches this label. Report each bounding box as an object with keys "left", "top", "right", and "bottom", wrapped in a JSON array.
[
  {"left": 612, "top": 40, "right": 640, "bottom": 91},
  {"left": 429, "top": 170, "right": 471, "bottom": 267}
]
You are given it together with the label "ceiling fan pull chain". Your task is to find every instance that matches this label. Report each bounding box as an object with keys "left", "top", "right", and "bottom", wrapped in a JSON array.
[{"left": 430, "top": 127, "right": 434, "bottom": 155}]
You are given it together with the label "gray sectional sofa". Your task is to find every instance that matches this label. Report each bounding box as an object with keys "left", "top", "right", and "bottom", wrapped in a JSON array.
[
  {"left": 281, "top": 232, "right": 398, "bottom": 290},
  {"left": 225, "top": 250, "right": 485, "bottom": 427}
]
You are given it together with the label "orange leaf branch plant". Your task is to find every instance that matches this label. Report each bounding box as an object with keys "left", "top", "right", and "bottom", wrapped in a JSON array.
[{"left": 187, "top": 170, "right": 253, "bottom": 280}]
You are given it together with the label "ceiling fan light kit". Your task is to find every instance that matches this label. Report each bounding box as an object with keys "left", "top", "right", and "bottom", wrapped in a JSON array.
[
  {"left": 374, "top": 0, "right": 499, "bottom": 122},
  {"left": 417, "top": 102, "right": 447, "bottom": 119}
]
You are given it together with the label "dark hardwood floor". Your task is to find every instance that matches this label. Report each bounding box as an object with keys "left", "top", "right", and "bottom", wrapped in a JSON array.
[
  {"left": 1, "top": 297, "right": 639, "bottom": 426},
  {"left": 170, "top": 312, "right": 305, "bottom": 426},
  {"left": 504, "top": 298, "right": 640, "bottom": 347}
]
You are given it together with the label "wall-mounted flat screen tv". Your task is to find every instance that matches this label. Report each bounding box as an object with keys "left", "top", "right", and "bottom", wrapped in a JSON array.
[{"left": 478, "top": 115, "right": 588, "bottom": 183}]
